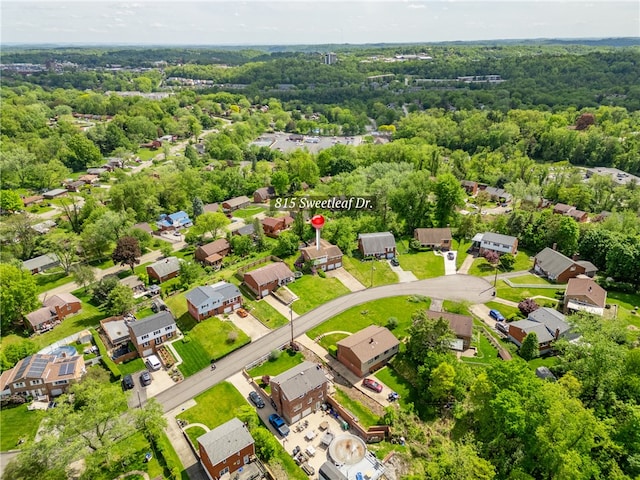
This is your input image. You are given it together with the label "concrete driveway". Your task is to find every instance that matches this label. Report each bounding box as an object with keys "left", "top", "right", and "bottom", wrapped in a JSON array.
[
  {"left": 325, "top": 268, "right": 366, "bottom": 291},
  {"left": 388, "top": 260, "right": 418, "bottom": 283},
  {"left": 126, "top": 368, "right": 176, "bottom": 409},
  {"left": 443, "top": 251, "right": 457, "bottom": 275},
  {"left": 469, "top": 304, "right": 497, "bottom": 329},
  {"left": 227, "top": 311, "right": 270, "bottom": 340}
]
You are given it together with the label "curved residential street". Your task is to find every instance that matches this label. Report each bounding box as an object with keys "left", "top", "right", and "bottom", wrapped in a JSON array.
[{"left": 154, "top": 274, "right": 494, "bottom": 412}]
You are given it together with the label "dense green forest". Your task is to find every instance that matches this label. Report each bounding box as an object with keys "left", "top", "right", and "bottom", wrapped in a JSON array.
[{"left": 1, "top": 43, "right": 639, "bottom": 480}]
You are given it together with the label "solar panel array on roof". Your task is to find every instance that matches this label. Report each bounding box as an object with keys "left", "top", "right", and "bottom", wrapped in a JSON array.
[
  {"left": 28, "top": 358, "right": 49, "bottom": 377},
  {"left": 59, "top": 362, "right": 75, "bottom": 376},
  {"left": 14, "top": 356, "right": 33, "bottom": 379}
]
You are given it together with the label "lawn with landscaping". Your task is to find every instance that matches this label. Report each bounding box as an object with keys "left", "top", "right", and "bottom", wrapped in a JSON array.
[
  {"left": 34, "top": 268, "right": 74, "bottom": 294},
  {"left": 467, "top": 250, "right": 533, "bottom": 277},
  {"left": 288, "top": 275, "right": 350, "bottom": 314},
  {"left": 495, "top": 280, "right": 564, "bottom": 304},
  {"left": 0, "top": 404, "right": 45, "bottom": 451},
  {"left": 247, "top": 350, "right": 304, "bottom": 378},
  {"left": 118, "top": 357, "right": 146, "bottom": 376},
  {"left": 484, "top": 301, "right": 522, "bottom": 320},
  {"left": 136, "top": 147, "right": 159, "bottom": 161},
  {"left": 232, "top": 206, "right": 266, "bottom": 219},
  {"left": 341, "top": 256, "right": 397, "bottom": 287},
  {"left": 395, "top": 240, "right": 445, "bottom": 279},
  {"left": 306, "top": 295, "right": 431, "bottom": 341},
  {"left": 507, "top": 274, "right": 555, "bottom": 285},
  {"left": 318, "top": 332, "right": 350, "bottom": 354},
  {"left": 606, "top": 290, "right": 640, "bottom": 338},
  {"left": 375, "top": 365, "right": 417, "bottom": 409},
  {"left": 460, "top": 331, "right": 501, "bottom": 366},
  {"left": 172, "top": 314, "right": 250, "bottom": 376},
  {"left": 332, "top": 388, "right": 381, "bottom": 428}
]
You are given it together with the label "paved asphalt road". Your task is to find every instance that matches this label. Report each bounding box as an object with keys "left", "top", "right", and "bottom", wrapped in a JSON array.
[{"left": 154, "top": 274, "right": 494, "bottom": 412}]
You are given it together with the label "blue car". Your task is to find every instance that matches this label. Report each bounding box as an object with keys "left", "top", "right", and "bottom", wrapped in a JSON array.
[{"left": 489, "top": 309, "right": 505, "bottom": 322}]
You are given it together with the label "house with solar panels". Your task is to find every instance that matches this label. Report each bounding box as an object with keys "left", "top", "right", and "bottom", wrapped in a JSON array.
[{"left": 0, "top": 353, "right": 86, "bottom": 398}]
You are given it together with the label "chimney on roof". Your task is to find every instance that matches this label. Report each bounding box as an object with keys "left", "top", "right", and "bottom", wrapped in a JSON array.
[
  {"left": 588, "top": 286, "right": 592, "bottom": 292},
  {"left": 552, "top": 243, "right": 557, "bottom": 251},
  {"left": 369, "top": 338, "right": 375, "bottom": 344},
  {"left": 572, "top": 253, "right": 579, "bottom": 261}
]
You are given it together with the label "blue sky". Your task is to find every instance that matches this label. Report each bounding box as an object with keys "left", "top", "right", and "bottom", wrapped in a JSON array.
[{"left": 2, "top": 1, "right": 639, "bottom": 45}]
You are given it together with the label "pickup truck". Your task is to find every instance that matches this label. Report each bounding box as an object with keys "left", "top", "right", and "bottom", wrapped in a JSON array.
[{"left": 268, "top": 413, "right": 290, "bottom": 437}]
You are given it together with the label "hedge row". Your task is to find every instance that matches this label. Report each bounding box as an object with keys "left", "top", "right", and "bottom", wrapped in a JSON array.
[{"left": 89, "top": 328, "right": 122, "bottom": 380}]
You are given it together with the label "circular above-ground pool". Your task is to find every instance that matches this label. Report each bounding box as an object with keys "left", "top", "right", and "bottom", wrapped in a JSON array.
[
  {"left": 328, "top": 434, "right": 367, "bottom": 465},
  {"left": 51, "top": 345, "right": 77, "bottom": 358}
]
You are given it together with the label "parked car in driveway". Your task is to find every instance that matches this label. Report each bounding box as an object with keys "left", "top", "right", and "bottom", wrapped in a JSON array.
[
  {"left": 447, "top": 252, "right": 455, "bottom": 260},
  {"left": 489, "top": 309, "right": 505, "bottom": 322},
  {"left": 390, "top": 257, "right": 400, "bottom": 267},
  {"left": 269, "top": 413, "right": 290, "bottom": 436},
  {"left": 122, "top": 374, "right": 134, "bottom": 390},
  {"left": 249, "top": 391, "right": 265, "bottom": 408},
  {"left": 363, "top": 378, "right": 383, "bottom": 393},
  {"left": 140, "top": 371, "right": 152, "bottom": 386}
]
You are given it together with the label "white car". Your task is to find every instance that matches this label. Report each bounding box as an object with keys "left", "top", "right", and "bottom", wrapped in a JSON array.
[{"left": 145, "top": 354, "right": 162, "bottom": 371}]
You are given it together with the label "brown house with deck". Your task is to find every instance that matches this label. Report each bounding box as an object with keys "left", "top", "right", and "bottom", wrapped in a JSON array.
[
  {"left": 336, "top": 325, "right": 400, "bottom": 377},
  {"left": 243, "top": 262, "right": 295, "bottom": 299},
  {"left": 413, "top": 228, "right": 452, "bottom": 250},
  {"left": 423, "top": 310, "right": 473, "bottom": 351},
  {"left": 261, "top": 216, "right": 293, "bottom": 238},
  {"left": 194, "top": 239, "right": 230, "bottom": 268},
  {"left": 300, "top": 239, "right": 343, "bottom": 272}
]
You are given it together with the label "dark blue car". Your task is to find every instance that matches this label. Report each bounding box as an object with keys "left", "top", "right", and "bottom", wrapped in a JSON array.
[{"left": 489, "top": 309, "right": 505, "bottom": 322}]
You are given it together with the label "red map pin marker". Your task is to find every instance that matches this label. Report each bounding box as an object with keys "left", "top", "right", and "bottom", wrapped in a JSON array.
[{"left": 311, "top": 214, "right": 325, "bottom": 229}]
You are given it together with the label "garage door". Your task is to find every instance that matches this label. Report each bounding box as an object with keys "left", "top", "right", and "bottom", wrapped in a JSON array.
[
  {"left": 51, "top": 389, "right": 63, "bottom": 396},
  {"left": 224, "top": 306, "right": 232, "bottom": 313},
  {"left": 290, "top": 414, "right": 300, "bottom": 424},
  {"left": 302, "top": 408, "right": 312, "bottom": 418},
  {"left": 335, "top": 262, "right": 342, "bottom": 268},
  {"left": 261, "top": 289, "right": 269, "bottom": 298},
  {"left": 327, "top": 264, "right": 334, "bottom": 271},
  {"left": 142, "top": 349, "right": 153, "bottom": 357}
]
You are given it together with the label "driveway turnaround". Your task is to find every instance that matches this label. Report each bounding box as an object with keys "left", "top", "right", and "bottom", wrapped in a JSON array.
[{"left": 154, "top": 274, "right": 494, "bottom": 413}]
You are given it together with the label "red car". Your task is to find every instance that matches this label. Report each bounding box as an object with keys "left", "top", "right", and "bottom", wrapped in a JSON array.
[{"left": 362, "top": 378, "right": 383, "bottom": 393}]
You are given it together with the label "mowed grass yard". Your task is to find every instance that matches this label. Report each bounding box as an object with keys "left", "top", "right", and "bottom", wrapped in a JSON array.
[
  {"left": 396, "top": 240, "right": 445, "bottom": 279},
  {"left": 288, "top": 275, "right": 350, "bottom": 315},
  {"left": 177, "top": 381, "right": 247, "bottom": 430},
  {"left": 467, "top": 250, "right": 534, "bottom": 277},
  {"left": 34, "top": 268, "right": 74, "bottom": 294},
  {"left": 496, "top": 280, "right": 564, "bottom": 304},
  {"left": 0, "top": 405, "right": 45, "bottom": 451},
  {"left": 341, "top": 256, "right": 397, "bottom": 287},
  {"left": 232, "top": 206, "right": 266, "bottom": 219},
  {"left": 307, "top": 295, "right": 431, "bottom": 342},
  {"left": 247, "top": 350, "right": 304, "bottom": 378}
]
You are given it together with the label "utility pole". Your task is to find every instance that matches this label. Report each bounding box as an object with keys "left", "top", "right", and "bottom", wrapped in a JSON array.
[
  {"left": 370, "top": 263, "right": 375, "bottom": 288},
  {"left": 289, "top": 304, "right": 294, "bottom": 348}
]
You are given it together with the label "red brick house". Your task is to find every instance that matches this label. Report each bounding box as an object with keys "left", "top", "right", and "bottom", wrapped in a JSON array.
[
  {"left": 337, "top": 325, "right": 399, "bottom": 377},
  {"left": 253, "top": 186, "right": 276, "bottom": 203},
  {"left": 357, "top": 232, "right": 397, "bottom": 259},
  {"left": 413, "top": 228, "right": 452, "bottom": 250},
  {"left": 147, "top": 257, "right": 180, "bottom": 283},
  {"left": 423, "top": 310, "right": 473, "bottom": 351},
  {"left": 460, "top": 180, "right": 478, "bottom": 196},
  {"left": 194, "top": 239, "right": 230, "bottom": 268},
  {"left": 43, "top": 293, "right": 82, "bottom": 320},
  {"left": 270, "top": 362, "right": 328, "bottom": 424},
  {"left": 128, "top": 310, "right": 177, "bottom": 358},
  {"left": 186, "top": 282, "right": 242, "bottom": 321},
  {"left": 198, "top": 418, "right": 255, "bottom": 480},
  {"left": 300, "top": 239, "right": 343, "bottom": 271},
  {"left": 261, "top": 216, "right": 294, "bottom": 238},
  {"left": 222, "top": 196, "right": 251, "bottom": 212},
  {"left": 243, "top": 263, "right": 294, "bottom": 299},
  {"left": 564, "top": 277, "right": 607, "bottom": 315}
]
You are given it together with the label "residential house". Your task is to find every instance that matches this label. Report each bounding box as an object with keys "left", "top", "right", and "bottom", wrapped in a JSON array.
[
  {"left": 194, "top": 239, "right": 230, "bottom": 268},
  {"left": 132, "top": 222, "right": 153, "bottom": 235},
  {"left": 222, "top": 196, "right": 251, "bottom": 212},
  {"left": 553, "top": 203, "right": 575, "bottom": 215},
  {"left": 42, "top": 188, "right": 68, "bottom": 200},
  {"left": 507, "top": 307, "right": 571, "bottom": 354},
  {"left": 413, "top": 228, "right": 453, "bottom": 250},
  {"left": 78, "top": 174, "right": 99, "bottom": 185},
  {"left": 203, "top": 203, "right": 219, "bottom": 214},
  {"left": 43, "top": 293, "right": 82, "bottom": 321},
  {"left": 357, "top": 232, "right": 397, "bottom": 259},
  {"left": 270, "top": 361, "right": 328, "bottom": 424},
  {"left": 261, "top": 216, "right": 294, "bottom": 238},
  {"left": 65, "top": 180, "right": 85, "bottom": 192},
  {"left": 147, "top": 257, "right": 181, "bottom": 283},
  {"left": 233, "top": 224, "right": 255, "bottom": 237},
  {"left": 336, "top": 325, "right": 400, "bottom": 377},
  {"left": 86, "top": 167, "right": 107, "bottom": 176},
  {"left": 157, "top": 211, "right": 192, "bottom": 231},
  {"left": 478, "top": 185, "right": 512, "bottom": 204},
  {"left": 21, "top": 195, "right": 43, "bottom": 207},
  {"left": 300, "top": 239, "right": 343, "bottom": 272},
  {"left": 198, "top": 418, "right": 255, "bottom": 480},
  {"left": 186, "top": 282, "right": 242, "bottom": 321},
  {"left": 25, "top": 307, "right": 58, "bottom": 332},
  {"left": 128, "top": 310, "right": 177, "bottom": 358},
  {"left": 101, "top": 316, "right": 132, "bottom": 348},
  {"left": 567, "top": 209, "right": 588, "bottom": 223},
  {"left": 533, "top": 247, "right": 598, "bottom": 282},
  {"left": 460, "top": 180, "right": 478, "bottom": 196},
  {"left": 243, "top": 263, "right": 294, "bottom": 299},
  {"left": 472, "top": 232, "right": 518, "bottom": 255},
  {"left": 120, "top": 276, "right": 146, "bottom": 297},
  {"left": 22, "top": 253, "right": 60, "bottom": 274},
  {"left": 32, "top": 220, "right": 57, "bottom": 235},
  {"left": 0, "top": 353, "right": 85, "bottom": 398},
  {"left": 564, "top": 277, "right": 607, "bottom": 315},
  {"left": 423, "top": 310, "right": 473, "bottom": 351},
  {"left": 253, "top": 186, "right": 276, "bottom": 203}
]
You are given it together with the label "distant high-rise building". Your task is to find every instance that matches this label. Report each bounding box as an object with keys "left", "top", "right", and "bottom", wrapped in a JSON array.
[{"left": 323, "top": 52, "right": 337, "bottom": 65}]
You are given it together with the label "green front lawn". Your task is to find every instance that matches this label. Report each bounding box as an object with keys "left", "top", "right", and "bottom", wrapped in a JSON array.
[
  {"left": 118, "top": 357, "right": 146, "bottom": 376},
  {"left": 528, "top": 356, "right": 560, "bottom": 371},
  {"left": 307, "top": 295, "right": 431, "bottom": 342},
  {"left": 172, "top": 314, "right": 250, "bottom": 376},
  {"left": 34, "top": 268, "right": 74, "bottom": 293},
  {"left": 332, "top": 388, "right": 381, "bottom": 428},
  {"left": 460, "top": 331, "right": 501, "bottom": 365},
  {"left": 288, "top": 275, "right": 350, "bottom": 314},
  {"left": 136, "top": 148, "right": 160, "bottom": 161},
  {"left": 341, "top": 256, "right": 397, "bottom": 287},
  {"left": 232, "top": 206, "right": 265, "bottom": 219},
  {"left": 508, "top": 274, "right": 554, "bottom": 285},
  {"left": 177, "top": 381, "right": 247, "bottom": 428},
  {"left": 0, "top": 405, "right": 45, "bottom": 451},
  {"left": 395, "top": 240, "right": 445, "bottom": 279},
  {"left": 375, "top": 365, "right": 417, "bottom": 409},
  {"left": 496, "top": 280, "right": 564, "bottom": 304},
  {"left": 185, "top": 426, "right": 208, "bottom": 448},
  {"left": 484, "top": 301, "right": 522, "bottom": 319},
  {"left": 247, "top": 350, "right": 304, "bottom": 378},
  {"left": 468, "top": 250, "right": 534, "bottom": 277},
  {"left": 454, "top": 240, "right": 473, "bottom": 269},
  {"left": 318, "top": 332, "right": 350, "bottom": 353}
]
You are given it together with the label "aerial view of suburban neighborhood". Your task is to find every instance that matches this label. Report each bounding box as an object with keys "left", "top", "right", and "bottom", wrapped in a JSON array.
[{"left": 1, "top": 3, "right": 639, "bottom": 480}]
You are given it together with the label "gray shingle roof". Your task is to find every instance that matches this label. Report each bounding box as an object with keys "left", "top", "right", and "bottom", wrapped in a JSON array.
[
  {"left": 534, "top": 247, "right": 575, "bottom": 279},
  {"left": 482, "top": 232, "right": 517, "bottom": 247},
  {"left": 197, "top": 418, "right": 254, "bottom": 466},
  {"left": 147, "top": 257, "right": 180, "bottom": 278},
  {"left": 358, "top": 232, "right": 396, "bottom": 256},
  {"left": 129, "top": 311, "right": 175, "bottom": 338},
  {"left": 186, "top": 282, "right": 240, "bottom": 308},
  {"left": 22, "top": 253, "right": 59, "bottom": 271},
  {"left": 271, "top": 361, "right": 327, "bottom": 400},
  {"left": 528, "top": 307, "right": 570, "bottom": 335},
  {"left": 509, "top": 320, "right": 555, "bottom": 343}
]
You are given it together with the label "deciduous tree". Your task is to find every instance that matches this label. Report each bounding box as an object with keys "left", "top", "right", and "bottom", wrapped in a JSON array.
[
  {"left": 519, "top": 332, "right": 539, "bottom": 360},
  {"left": 111, "top": 236, "right": 141, "bottom": 272},
  {"left": 0, "top": 264, "right": 40, "bottom": 330},
  {"left": 194, "top": 212, "right": 230, "bottom": 239}
]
